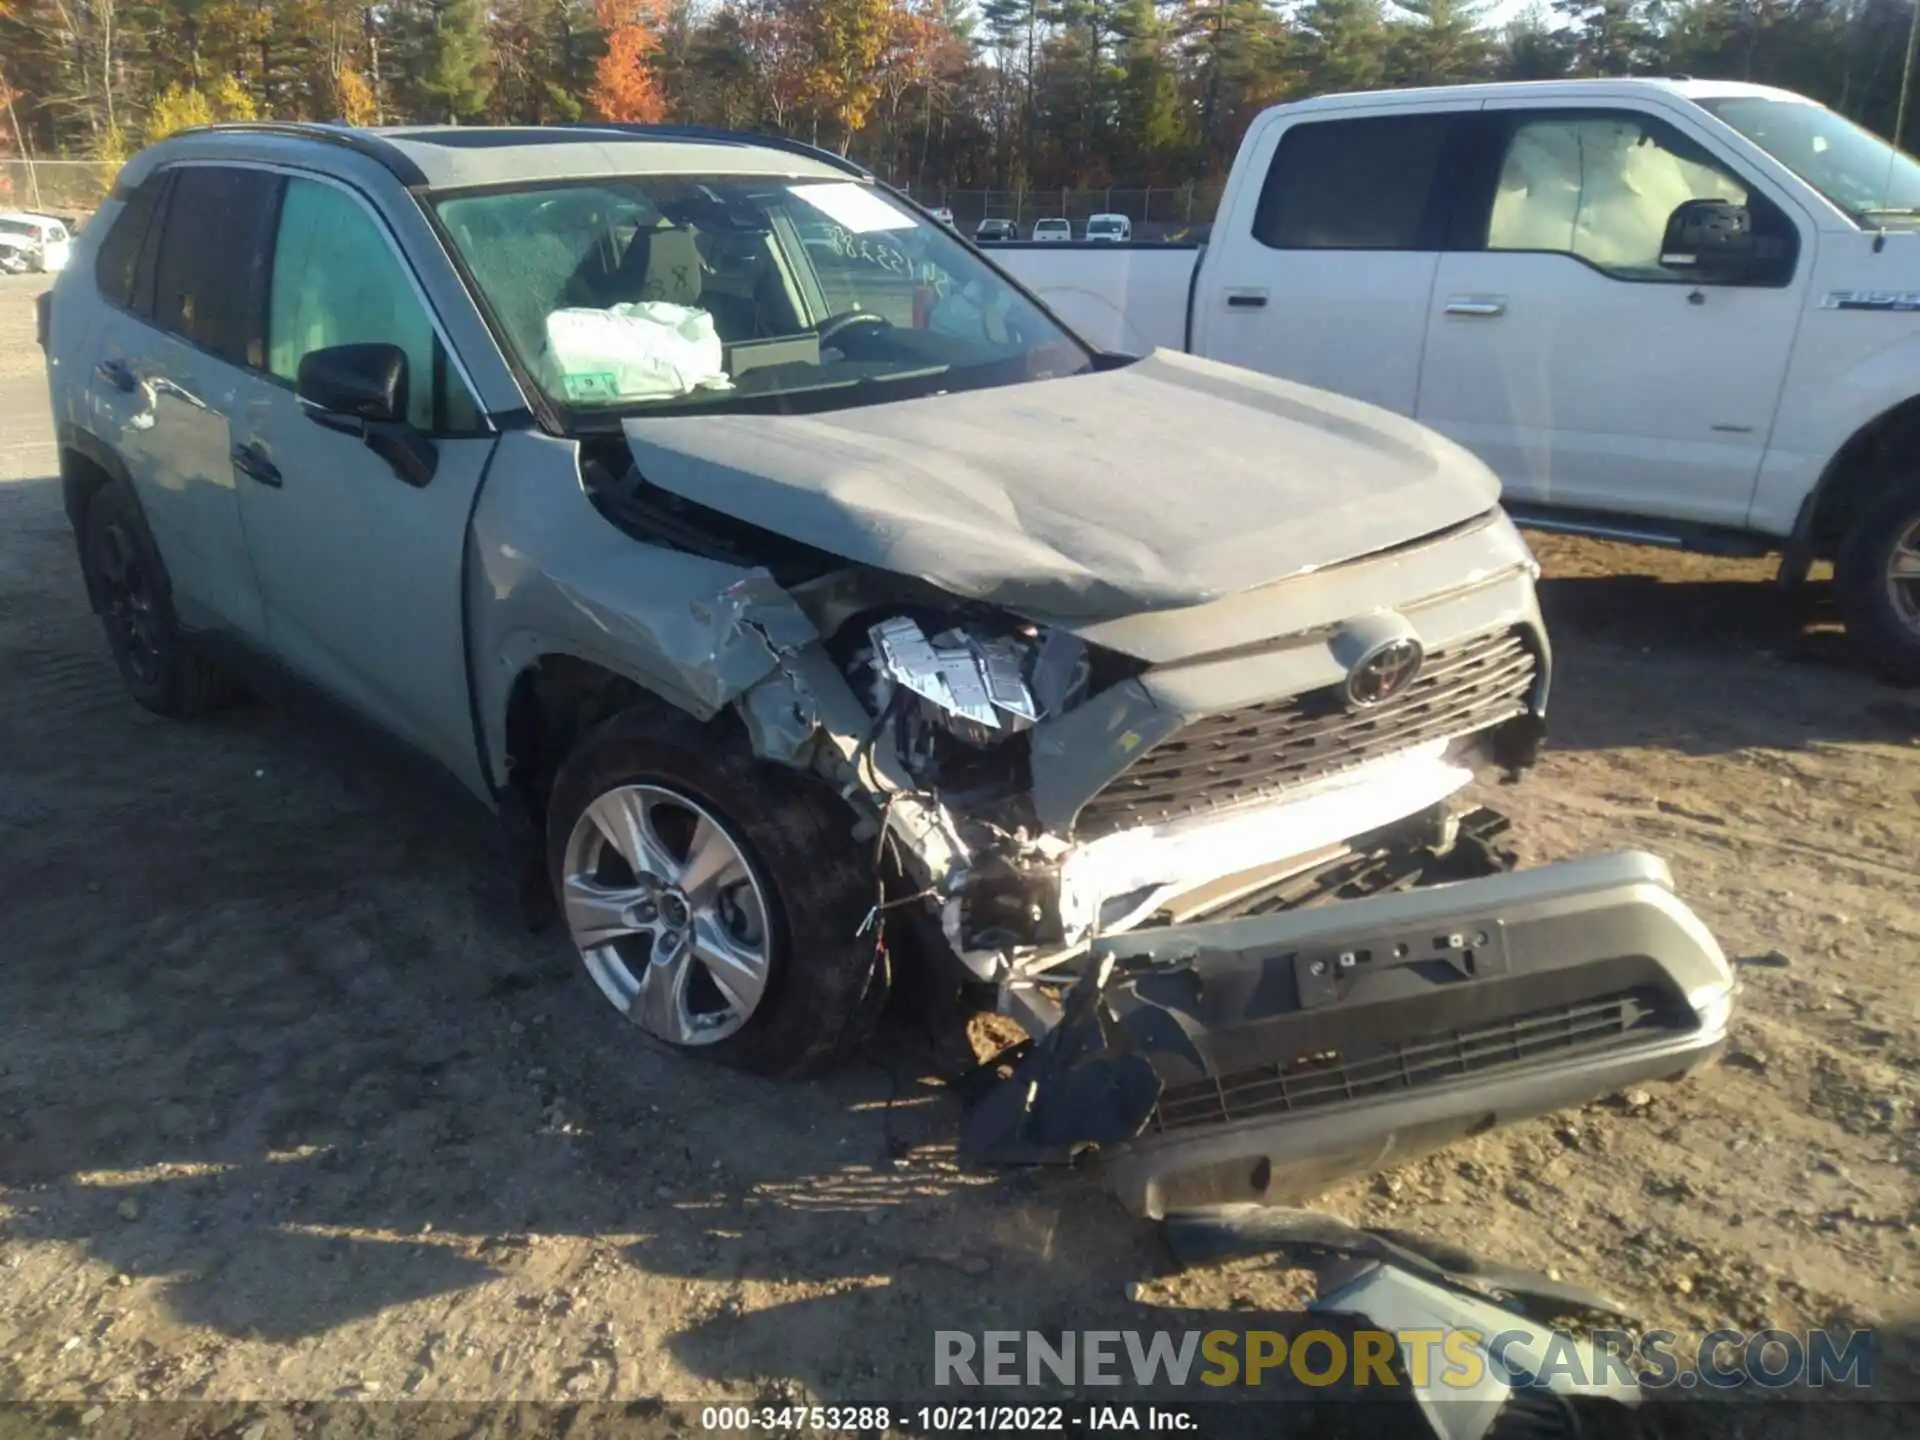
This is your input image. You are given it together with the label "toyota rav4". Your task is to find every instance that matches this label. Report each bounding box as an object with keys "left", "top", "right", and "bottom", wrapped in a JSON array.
[{"left": 39, "top": 121, "right": 1735, "bottom": 1214}]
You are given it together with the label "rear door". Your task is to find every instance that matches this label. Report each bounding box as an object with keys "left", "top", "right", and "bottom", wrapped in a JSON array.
[
  {"left": 1414, "top": 103, "right": 1811, "bottom": 526},
  {"left": 89, "top": 164, "right": 278, "bottom": 639},
  {"left": 229, "top": 173, "right": 497, "bottom": 790},
  {"left": 1190, "top": 101, "right": 1483, "bottom": 415}
]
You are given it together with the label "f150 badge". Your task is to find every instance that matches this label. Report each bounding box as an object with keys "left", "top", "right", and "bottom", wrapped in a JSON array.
[{"left": 1820, "top": 289, "right": 1920, "bottom": 311}]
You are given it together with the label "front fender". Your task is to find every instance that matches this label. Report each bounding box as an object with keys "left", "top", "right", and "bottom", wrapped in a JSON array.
[
  {"left": 466, "top": 430, "right": 820, "bottom": 791},
  {"left": 1755, "top": 326, "right": 1920, "bottom": 537}
]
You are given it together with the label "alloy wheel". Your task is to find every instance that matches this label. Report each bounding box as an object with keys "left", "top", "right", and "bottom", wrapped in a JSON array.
[
  {"left": 1889, "top": 517, "right": 1920, "bottom": 636},
  {"left": 94, "top": 521, "right": 165, "bottom": 687},
  {"left": 560, "top": 782, "right": 773, "bottom": 1046}
]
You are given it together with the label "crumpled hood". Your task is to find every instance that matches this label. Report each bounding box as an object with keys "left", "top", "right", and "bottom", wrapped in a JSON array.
[{"left": 621, "top": 349, "right": 1500, "bottom": 623}]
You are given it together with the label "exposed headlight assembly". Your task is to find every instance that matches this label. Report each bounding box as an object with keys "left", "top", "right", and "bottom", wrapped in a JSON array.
[{"left": 869, "top": 615, "right": 1039, "bottom": 737}]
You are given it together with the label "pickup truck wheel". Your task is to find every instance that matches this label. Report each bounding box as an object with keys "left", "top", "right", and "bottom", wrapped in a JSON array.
[
  {"left": 545, "top": 708, "right": 875, "bottom": 1077},
  {"left": 81, "top": 480, "right": 239, "bottom": 716},
  {"left": 1837, "top": 478, "right": 1920, "bottom": 685}
]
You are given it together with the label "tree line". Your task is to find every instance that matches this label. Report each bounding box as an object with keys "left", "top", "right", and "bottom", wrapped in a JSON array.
[{"left": 2, "top": 0, "right": 1918, "bottom": 196}]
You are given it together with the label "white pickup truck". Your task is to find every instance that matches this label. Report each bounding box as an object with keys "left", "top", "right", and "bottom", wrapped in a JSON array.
[{"left": 989, "top": 78, "right": 1920, "bottom": 682}]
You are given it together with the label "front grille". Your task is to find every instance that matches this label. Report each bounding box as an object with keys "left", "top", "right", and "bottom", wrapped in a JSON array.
[
  {"left": 1076, "top": 627, "right": 1537, "bottom": 837},
  {"left": 1149, "top": 988, "right": 1683, "bottom": 1136}
]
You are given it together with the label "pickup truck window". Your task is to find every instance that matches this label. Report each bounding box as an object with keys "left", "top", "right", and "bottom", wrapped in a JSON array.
[
  {"left": 1252, "top": 114, "right": 1459, "bottom": 250},
  {"left": 269, "top": 177, "right": 480, "bottom": 434},
  {"left": 1485, "top": 113, "right": 1760, "bottom": 280},
  {"left": 433, "top": 176, "right": 1089, "bottom": 418},
  {"left": 1698, "top": 96, "right": 1920, "bottom": 226}
]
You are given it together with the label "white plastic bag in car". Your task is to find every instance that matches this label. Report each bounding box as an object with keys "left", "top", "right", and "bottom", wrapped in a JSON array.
[{"left": 544, "top": 302, "right": 732, "bottom": 403}]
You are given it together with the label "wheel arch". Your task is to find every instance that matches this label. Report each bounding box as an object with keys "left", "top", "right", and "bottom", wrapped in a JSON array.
[
  {"left": 1788, "top": 395, "right": 1920, "bottom": 580},
  {"left": 57, "top": 427, "right": 144, "bottom": 611},
  {"left": 500, "top": 652, "right": 694, "bottom": 814}
]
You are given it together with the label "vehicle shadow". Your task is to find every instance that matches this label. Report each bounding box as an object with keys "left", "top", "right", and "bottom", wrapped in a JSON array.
[{"left": 1533, "top": 570, "right": 1920, "bottom": 756}]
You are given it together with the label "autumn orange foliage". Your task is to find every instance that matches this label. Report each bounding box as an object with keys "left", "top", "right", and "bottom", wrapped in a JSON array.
[{"left": 588, "top": 0, "right": 668, "bottom": 124}]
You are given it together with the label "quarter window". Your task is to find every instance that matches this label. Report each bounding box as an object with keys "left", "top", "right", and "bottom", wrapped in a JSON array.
[
  {"left": 1487, "top": 114, "right": 1757, "bottom": 279},
  {"left": 150, "top": 166, "right": 281, "bottom": 366},
  {"left": 1251, "top": 114, "right": 1460, "bottom": 250},
  {"left": 93, "top": 176, "right": 164, "bottom": 312},
  {"left": 268, "top": 177, "right": 479, "bottom": 433}
]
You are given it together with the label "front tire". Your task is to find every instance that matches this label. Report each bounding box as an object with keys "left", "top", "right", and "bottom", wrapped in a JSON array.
[
  {"left": 1837, "top": 477, "right": 1920, "bottom": 686},
  {"left": 545, "top": 707, "right": 877, "bottom": 1077},
  {"left": 81, "top": 480, "right": 239, "bottom": 716}
]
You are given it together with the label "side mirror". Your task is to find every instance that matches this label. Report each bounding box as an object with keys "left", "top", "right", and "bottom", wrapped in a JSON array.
[
  {"left": 1660, "top": 198, "right": 1756, "bottom": 281},
  {"left": 296, "top": 342, "right": 407, "bottom": 424},
  {"left": 295, "top": 343, "right": 437, "bottom": 487}
]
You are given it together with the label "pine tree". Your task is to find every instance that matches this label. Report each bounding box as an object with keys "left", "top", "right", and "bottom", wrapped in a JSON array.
[{"left": 418, "top": 0, "right": 493, "bottom": 121}]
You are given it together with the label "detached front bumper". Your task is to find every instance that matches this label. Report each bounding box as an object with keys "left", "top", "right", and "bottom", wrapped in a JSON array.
[{"left": 959, "top": 851, "right": 1733, "bottom": 1217}]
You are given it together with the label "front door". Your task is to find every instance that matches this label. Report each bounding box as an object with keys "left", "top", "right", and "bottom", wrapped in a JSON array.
[
  {"left": 1416, "top": 104, "right": 1812, "bottom": 528},
  {"left": 1191, "top": 102, "right": 1483, "bottom": 415},
  {"left": 231, "top": 174, "right": 496, "bottom": 792}
]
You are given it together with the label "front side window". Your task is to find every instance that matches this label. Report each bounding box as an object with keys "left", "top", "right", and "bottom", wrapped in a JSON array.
[
  {"left": 268, "top": 177, "right": 478, "bottom": 433},
  {"left": 1486, "top": 113, "right": 1752, "bottom": 278},
  {"left": 1252, "top": 114, "right": 1460, "bottom": 250},
  {"left": 151, "top": 166, "right": 280, "bottom": 365},
  {"left": 1698, "top": 95, "right": 1920, "bottom": 226},
  {"left": 433, "top": 175, "right": 1088, "bottom": 418}
]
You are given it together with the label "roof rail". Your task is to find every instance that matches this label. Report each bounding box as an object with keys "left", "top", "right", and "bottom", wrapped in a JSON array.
[
  {"left": 571, "top": 123, "right": 872, "bottom": 180},
  {"left": 172, "top": 121, "right": 429, "bottom": 186}
]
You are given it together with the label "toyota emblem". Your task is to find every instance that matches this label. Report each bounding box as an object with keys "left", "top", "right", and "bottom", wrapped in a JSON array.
[{"left": 1343, "top": 637, "right": 1424, "bottom": 708}]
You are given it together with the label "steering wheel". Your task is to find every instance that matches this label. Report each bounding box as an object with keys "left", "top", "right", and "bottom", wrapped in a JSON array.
[{"left": 818, "top": 310, "right": 891, "bottom": 345}]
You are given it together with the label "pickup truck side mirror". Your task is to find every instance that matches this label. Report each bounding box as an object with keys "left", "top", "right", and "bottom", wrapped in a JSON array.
[
  {"left": 295, "top": 343, "right": 438, "bottom": 487},
  {"left": 1659, "top": 199, "right": 1757, "bottom": 282}
]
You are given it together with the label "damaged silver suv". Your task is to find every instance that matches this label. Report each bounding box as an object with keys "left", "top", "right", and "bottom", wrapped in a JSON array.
[{"left": 42, "top": 122, "right": 1735, "bottom": 1215}]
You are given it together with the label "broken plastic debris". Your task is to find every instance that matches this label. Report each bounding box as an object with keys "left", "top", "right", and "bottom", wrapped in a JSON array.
[{"left": 869, "top": 616, "right": 1000, "bottom": 729}]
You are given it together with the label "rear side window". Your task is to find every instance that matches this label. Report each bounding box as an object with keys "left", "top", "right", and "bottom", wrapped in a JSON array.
[
  {"left": 1252, "top": 115, "right": 1460, "bottom": 250},
  {"left": 93, "top": 178, "right": 164, "bottom": 311},
  {"left": 151, "top": 166, "right": 282, "bottom": 367}
]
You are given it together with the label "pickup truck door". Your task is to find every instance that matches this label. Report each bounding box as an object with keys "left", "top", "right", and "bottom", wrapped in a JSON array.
[
  {"left": 1190, "top": 101, "right": 1484, "bottom": 415},
  {"left": 229, "top": 173, "right": 497, "bottom": 796},
  {"left": 1415, "top": 102, "right": 1812, "bottom": 529}
]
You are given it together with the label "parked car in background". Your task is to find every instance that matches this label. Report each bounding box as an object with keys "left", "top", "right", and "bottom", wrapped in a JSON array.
[
  {"left": 994, "top": 78, "right": 1920, "bottom": 683},
  {"left": 1086, "top": 213, "right": 1132, "bottom": 242},
  {"left": 39, "top": 120, "right": 1733, "bottom": 1215},
  {"left": 0, "top": 212, "right": 74, "bottom": 273},
  {"left": 929, "top": 205, "right": 956, "bottom": 229},
  {"left": 1031, "top": 217, "right": 1072, "bottom": 242},
  {"left": 974, "top": 218, "right": 1019, "bottom": 242}
]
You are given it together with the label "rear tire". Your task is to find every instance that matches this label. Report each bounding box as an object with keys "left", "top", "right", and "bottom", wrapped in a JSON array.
[
  {"left": 1837, "top": 476, "right": 1920, "bottom": 686},
  {"left": 81, "top": 480, "right": 240, "bottom": 716},
  {"left": 545, "top": 706, "right": 877, "bottom": 1077}
]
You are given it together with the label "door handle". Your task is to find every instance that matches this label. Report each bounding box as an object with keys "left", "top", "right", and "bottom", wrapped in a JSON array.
[
  {"left": 1444, "top": 297, "right": 1506, "bottom": 318},
  {"left": 1225, "top": 290, "right": 1269, "bottom": 309},
  {"left": 231, "top": 442, "right": 282, "bottom": 488},
  {"left": 93, "top": 358, "right": 137, "bottom": 393}
]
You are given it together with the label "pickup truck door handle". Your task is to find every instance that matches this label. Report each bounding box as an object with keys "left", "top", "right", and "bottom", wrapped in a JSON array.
[
  {"left": 1225, "top": 289, "right": 1269, "bottom": 309},
  {"left": 231, "top": 442, "right": 282, "bottom": 488},
  {"left": 93, "top": 359, "right": 138, "bottom": 393},
  {"left": 1444, "top": 297, "right": 1507, "bottom": 318}
]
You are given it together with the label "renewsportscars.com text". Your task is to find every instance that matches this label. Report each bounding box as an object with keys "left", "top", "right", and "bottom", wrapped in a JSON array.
[{"left": 933, "top": 1327, "right": 1875, "bottom": 1392}]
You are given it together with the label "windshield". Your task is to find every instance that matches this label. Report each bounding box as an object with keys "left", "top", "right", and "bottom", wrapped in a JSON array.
[
  {"left": 0, "top": 220, "right": 35, "bottom": 239},
  {"left": 1088, "top": 218, "right": 1123, "bottom": 234},
  {"left": 433, "top": 175, "right": 1089, "bottom": 417},
  {"left": 1698, "top": 96, "right": 1920, "bottom": 224}
]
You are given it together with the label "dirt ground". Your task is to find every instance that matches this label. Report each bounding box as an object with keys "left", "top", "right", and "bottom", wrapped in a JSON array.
[{"left": 0, "top": 270, "right": 1915, "bottom": 1422}]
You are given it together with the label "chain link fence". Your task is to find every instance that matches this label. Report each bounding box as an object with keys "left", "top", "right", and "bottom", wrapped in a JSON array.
[
  {"left": 0, "top": 159, "right": 117, "bottom": 220},
  {"left": 898, "top": 183, "right": 1226, "bottom": 240}
]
